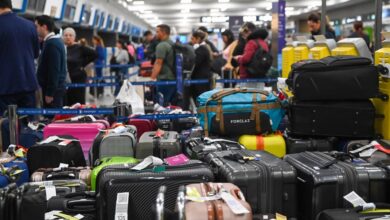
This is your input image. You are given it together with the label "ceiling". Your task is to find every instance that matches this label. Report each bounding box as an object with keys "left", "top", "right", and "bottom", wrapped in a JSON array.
[{"left": 115, "top": 0, "right": 359, "bottom": 34}]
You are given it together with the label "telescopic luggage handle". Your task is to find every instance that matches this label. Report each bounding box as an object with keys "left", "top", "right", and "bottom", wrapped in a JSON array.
[{"left": 156, "top": 186, "right": 167, "bottom": 220}]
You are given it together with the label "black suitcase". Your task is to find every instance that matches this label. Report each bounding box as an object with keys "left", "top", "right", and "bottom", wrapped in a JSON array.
[
  {"left": 47, "top": 191, "right": 96, "bottom": 219},
  {"left": 0, "top": 183, "right": 17, "bottom": 220},
  {"left": 284, "top": 151, "right": 389, "bottom": 220},
  {"left": 204, "top": 149, "right": 297, "bottom": 217},
  {"left": 184, "top": 137, "right": 244, "bottom": 160},
  {"left": 156, "top": 117, "right": 198, "bottom": 133},
  {"left": 27, "top": 135, "right": 86, "bottom": 174},
  {"left": 285, "top": 134, "right": 336, "bottom": 154},
  {"left": 286, "top": 56, "right": 381, "bottom": 101},
  {"left": 96, "top": 160, "right": 214, "bottom": 220},
  {"left": 316, "top": 204, "right": 390, "bottom": 220},
  {"left": 288, "top": 99, "right": 376, "bottom": 138}
]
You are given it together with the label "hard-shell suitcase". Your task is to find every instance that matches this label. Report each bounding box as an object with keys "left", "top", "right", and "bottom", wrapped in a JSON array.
[
  {"left": 136, "top": 131, "right": 181, "bottom": 159},
  {"left": 288, "top": 98, "right": 376, "bottom": 138},
  {"left": 284, "top": 134, "right": 336, "bottom": 154},
  {"left": 286, "top": 56, "right": 381, "bottom": 101},
  {"left": 316, "top": 204, "right": 390, "bottom": 220},
  {"left": 238, "top": 134, "right": 286, "bottom": 158},
  {"left": 46, "top": 191, "right": 96, "bottom": 217},
  {"left": 0, "top": 157, "right": 29, "bottom": 187},
  {"left": 184, "top": 137, "right": 243, "bottom": 160},
  {"left": 31, "top": 167, "right": 92, "bottom": 186},
  {"left": 96, "top": 160, "right": 214, "bottom": 220},
  {"left": 373, "top": 77, "right": 390, "bottom": 139},
  {"left": 284, "top": 151, "right": 390, "bottom": 220},
  {"left": 0, "top": 183, "right": 16, "bottom": 220},
  {"left": 205, "top": 150, "right": 297, "bottom": 217},
  {"left": 27, "top": 135, "right": 86, "bottom": 174},
  {"left": 185, "top": 183, "right": 252, "bottom": 220},
  {"left": 128, "top": 118, "right": 156, "bottom": 140},
  {"left": 43, "top": 120, "right": 109, "bottom": 161},
  {"left": 90, "top": 157, "right": 138, "bottom": 191},
  {"left": 90, "top": 125, "right": 137, "bottom": 166}
]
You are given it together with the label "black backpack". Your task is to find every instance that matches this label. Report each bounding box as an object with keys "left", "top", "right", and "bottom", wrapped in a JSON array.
[
  {"left": 246, "top": 40, "right": 273, "bottom": 78},
  {"left": 167, "top": 43, "right": 196, "bottom": 77}
]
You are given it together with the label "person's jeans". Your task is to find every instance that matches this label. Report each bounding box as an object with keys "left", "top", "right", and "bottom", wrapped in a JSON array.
[
  {"left": 156, "top": 84, "right": 177, "bottom": 106},
  {"left": 0, "top": 91, "right": 36, "bottom": 116}
]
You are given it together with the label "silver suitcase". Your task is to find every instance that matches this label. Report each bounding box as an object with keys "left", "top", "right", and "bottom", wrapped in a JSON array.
[{"left": 136, "top": 131, "right": 181, "bottom": 159}]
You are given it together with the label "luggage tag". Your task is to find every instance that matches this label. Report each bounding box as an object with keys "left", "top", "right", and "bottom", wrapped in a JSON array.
[
  {"left": 185, "top": 186, "right": 221, "bottom": 202},
  {"left": 275, "top": 213, "right": 287, "bottom": 220},
  {"left": 131, "top": 156, "right": 163, "bottom": 171},
  {"left": 115, "top": 192, "right": 129, "bottom": 220},
  {"left": 164, "top": 154, "right": 189, "bottom": 166},
  {"left": 219, "top": 189, "right": 250, "bottom": 215},
  {"left": 58, "top": 139, "right": 73, "bottom": 146},
  {"left": 344, "top": 191, "right": 376, "bottom": 211},
  {"left": 44, "top": 181, "right": 57, "bottom": 200},
  {"left": 40, "top": 136, "right": 61, "bottom": 144}
]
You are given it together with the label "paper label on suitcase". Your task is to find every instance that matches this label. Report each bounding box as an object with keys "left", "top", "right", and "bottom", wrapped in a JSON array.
[
  {"left": 220, "top": 191, "right": 250, "bottom": 215},
  {"left": 115, "top": 192, "right": 129, "bottom": 220}
]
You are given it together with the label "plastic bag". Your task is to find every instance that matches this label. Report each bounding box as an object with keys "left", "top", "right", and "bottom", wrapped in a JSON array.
[{"left": 116, "top": 80, "right": 145, "bottom": 114}]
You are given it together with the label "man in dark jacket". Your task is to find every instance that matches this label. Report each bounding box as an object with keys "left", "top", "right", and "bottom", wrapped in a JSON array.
[
  {"left": 35, "top": 15, "right": 67, "bottom": 108},
  {"left": 0, "top": 0, "right": 39, "bottom": 115},
  {"left": 348, "top": 21, "right": 370, "bottom": 47},
  {"left": 307, "top": 12, "right": 336, "bottom": 40}
]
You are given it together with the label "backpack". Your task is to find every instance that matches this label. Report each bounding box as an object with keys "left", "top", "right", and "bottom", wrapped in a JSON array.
[
  {"left": 246, "top": 40, "right": 273, "bottom": 78},
  {"left": 166, "top": 43, "right": 196, "bottom": 77}
]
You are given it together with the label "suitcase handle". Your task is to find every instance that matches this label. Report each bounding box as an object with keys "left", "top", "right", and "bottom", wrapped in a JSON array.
[
  {"left": 176, "top": 185, "right": 186, "bottom": 220},
  {"left": 46, "top": 172, "right": 76, "bottom": 180},
  {"left": 67, "top": 199, "right": 96, "bottom": 212}
]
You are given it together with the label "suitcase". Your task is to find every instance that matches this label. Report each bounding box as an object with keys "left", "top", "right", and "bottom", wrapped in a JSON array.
[
  {"left": 1, "top": 119, "right": 44, "bottom": 151},
  {"left": 288, "top": 98, "right": 376, "bottom": 138},
  {"left": 46, "top": 191, "right": 96, "bottom": 217},
  {"left": 157, "top": 117, "right": 198, "bottom": 133},
  {"left": 0, "top": 157, "right": 29, "bottom": 187},
  {"left": 184, "top": 137, "right": 244, "bottom": 160},
  {"left": 185, "top": 183, "right": 252, "bottom": 220},
  {"left": 205, "top": 149, "right": 297, "bottom": 217},
  {"left": 284, "top": 151, "right": 390, "bottom": 220},
  {"left": 128, "top": 118, "right": 156, "bottom": 140},
  {"left": 96, "top": 160, "right": 214, "bottom": 220},
  {"left": 197, "top": 88, "right": 285, "bottom": 137},
  {"left": 136, "top": 131, "right": 181, "bottom": 159},
  {"left": 140, "top": 61, "right": 153, "bottom": 77},
  {"left": 44, "top": 120, "right": 109, "bottom": 161},
  {"left": 10, "top": 180, "right": 88, "bottom": 220},
  {"left": 90, "top": 156, "right": 138, "bottom": 191},
  {"left": 286, "top": 56, "right": 381, "bottom": 101},
  {"left": 316, "top": 204, "right": 390, "bottom": 220},
  {"left": 0, "top": 183, "right": 17, "bottom": 220},
  {"left": 31, "top": 167, "right": 92, "bottom": 186},
  {"left": 238, "top": 134, "right": 286, "bottom": 158},
  {"left": 89, "top": 125, "right": 137, "bottom": 166},
  {"left": 284, "top": 134, "right": 336, "bottom": 154},
  {"left": 27, "top": 135, "right": 86, "bottom": 174}
]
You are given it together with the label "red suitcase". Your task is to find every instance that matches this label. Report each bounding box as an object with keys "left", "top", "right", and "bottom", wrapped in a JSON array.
[{"left": 127, "top": 118, "right": 156, "bottom": 140}]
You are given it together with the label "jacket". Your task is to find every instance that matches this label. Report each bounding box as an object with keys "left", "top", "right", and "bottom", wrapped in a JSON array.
[{"left": 192, "top": 44, "right": 211, "bottom": 79}]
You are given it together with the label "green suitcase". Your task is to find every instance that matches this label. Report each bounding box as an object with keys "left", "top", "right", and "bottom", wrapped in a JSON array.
[{"left": 91, "top": 157, "right": 138, "bottom": 190}]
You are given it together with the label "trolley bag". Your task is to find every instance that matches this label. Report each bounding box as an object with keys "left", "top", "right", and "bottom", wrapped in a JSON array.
[
  {"left": 288, "top": 98, "right": 376, "bottom": 138},
  {"left": 27, "top": 135, "right": 86, "bottom": 174},
  {"left": 0, "top": 157, "right": 29, "bottom": 187},
  {"left": 316, "top": 203, "right": 390, "bottom": 220},
  {"left": 12, "top": 180, "right": 87, "bottom": 220},
  {"left": 90, "top": 157, "right": 138, "bottom": 191},
  {"left": 89, "top": 125, "right": 137, "bottom": 166},
  {"left": 46, "top": 191, "right": 96, "bottom": 218},
  {"left": 0, "top": 183, "right": 17, "bottom": 220},
  {"left": 31, "top": 167, "right": 92, "bottom": 186},
  {"left": 185, "top": 182, "right": 252, "bottom": 220},
  {"left": 43, "top": 117, "right": 109, "bottom": 161},
  {"left": 96, "top": 160, "right": 214, "bottom": 220},
  {"left": 184, "top": 137, "right": 244, "bottom": 160},
  {"left": 197, "top": 88, "right": 285, "bottom": 137},
  {"left": 283, "top": 151, "right": 389, "bottom": 220},
  {"left": 284, "top": 134, "right": 336, "bottom": 154},
  {"left": 204, "top": 149, "right": 297, "bottom": 217},
  {"left": 136, "top": 131, "right": 181, "bottom": 159},
  {"left": 286, "top": 56, "right": 381, "bottom": 101},
  {"left": 128, "top": 118, "right": 157, "bottom": 140}
]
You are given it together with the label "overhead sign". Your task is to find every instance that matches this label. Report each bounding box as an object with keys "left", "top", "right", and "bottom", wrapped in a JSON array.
[
  {"left": 43, "top": 0, "right": 67, "bottom": 20},
  {"left": 201, "top": 16, "right": 229, "bottom": 23},
  {"left": 12, "top": 0, "right": 27, "bottom": 12},
  {"left": 229, "top": 16, "right": 243, "bottom": 39}
]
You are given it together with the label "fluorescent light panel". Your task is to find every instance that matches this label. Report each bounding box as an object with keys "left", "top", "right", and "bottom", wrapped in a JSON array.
[
  {"left": 218, "top": 0, "right": 230, "bottom": 2},
  {"left": 180, "top": 0, "right": 191, "bottom": 3},
  {"left": 133, "top": 1, "right": 144, "bottom": 5}
]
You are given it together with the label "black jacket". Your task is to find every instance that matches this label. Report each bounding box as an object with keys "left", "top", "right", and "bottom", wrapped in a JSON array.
[
  {"left": 192, "top": 45, "right": 211, "bottom": 79},
  {"left": 66, "top": 44, "right": 98, "bottom": 81},
  {"left": 311, "top": 26, "right": 336, "bottom": 40}
]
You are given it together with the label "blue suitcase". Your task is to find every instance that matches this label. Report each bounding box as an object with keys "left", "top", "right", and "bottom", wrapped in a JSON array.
[
  {"left": 0, "top": 158, "right": 29, "bottom": 187},
  {"left": 1, "top": 119, "right": 43, "bottom": 151}
]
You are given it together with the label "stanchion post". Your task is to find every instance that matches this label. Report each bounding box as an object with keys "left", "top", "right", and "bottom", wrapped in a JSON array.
[
  {"left": 8, "top": 105, "right": 18, "bottom": 145},
  {"left": 321, "top": 0, "right": 326, "bottom": 35},
  {"left": 375, "top": 0, "right": 383, "bottom": 51}
]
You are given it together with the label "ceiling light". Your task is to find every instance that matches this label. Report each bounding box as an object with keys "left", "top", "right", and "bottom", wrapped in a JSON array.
[
  {"left": 220, "top": 7, "right": 228, "bottom": 12},
  {"left": 181, "top": 9, "right": 190, "bottom": 13},
  {"left": 180, "top": 0, "right": 191, "bottom": 3},
  {"left": 218, "top": 0, "right": 230, "bottom": 2},
  {"left": 210, "top": 9, "right": 219, "bottom": 13},
  {"left": 285, "top": 7, "right": 294, "bottom": 11},
  {"left": 126, "top": 0, "right": 132, "bottom": 2},
  {"left": 248, "top": 8, "right": 256, "bottom": 12},
  {"left": 143, "top": 10, "right": 153, "bottom": 14},
  {"left": 133, "top": 1, "right": 144, "bottom": 5}
]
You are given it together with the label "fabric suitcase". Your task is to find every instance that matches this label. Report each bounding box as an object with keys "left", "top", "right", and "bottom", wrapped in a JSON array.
[
  {"left": 284, "top": 151, "right": 389, "bottom": 220},
  {"left": 0, "top": 157, "right": 29, "bottom": 187},
  {"left": 90, "top": 125, "right": 137, "bottom": 166},
  {"left": 197, "top": 88, "right": 285, "bottom": 137},
  {"left": 31, "top": 167, "right": 92, "bottom": 186},
  {"left": 96, "top": 160, "right": 214, "bottom": 220},
  {"left": 46, "top": 191, "right": 96, "bottom": 218},
  {"left": 316, "top": 204, "right": 390, "bottom": 220},
  {"left": 373, "top": 77, "right": 390, "bottom": 139},
  {"left": 185, "top": 182, "right": 252, "bottom": 220},
  {"left": 286, "top": 56, "right": 381, "bottom": 100},
  {"left": 44, "top": 120, "right": 109, "bottom": 161},
  {"left": 90, "top": 157, "right": 138, "bottom": 191},
  {"left": 136, "top": 131, "right": 181, "bottom": 159},
  {"left": 205, "top": 149, "right": 297, "bottom": 217},
  {"left": 9, "top": 180, "right": 87, "bottom": 220},
  {"left": 288, "top": 99, "right": 376, "bottom": 138},
  {"left": 27, "top": 135, "right": 86, "bottom": 174},
  {"left": 184, "top": 137, "right": 243, "bottom": 160},
  {"left": 127, "top": 118, "right": 156, "bottom": 140},
  {"left": 285, "top": 134, "right": 336, "bottom": 154}
]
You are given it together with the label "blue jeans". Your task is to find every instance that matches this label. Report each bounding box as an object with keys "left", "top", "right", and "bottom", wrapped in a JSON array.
[
  {"left": 0, "top": 91, "right": 36, "bottom": 116},
  {"left": 156, "top": 84, "right": 177, "bottom": 106}
]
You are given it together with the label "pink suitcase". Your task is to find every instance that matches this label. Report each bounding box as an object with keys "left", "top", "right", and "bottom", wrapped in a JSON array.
[{"left": 43, "top": 120, "right": 109, "bottom": 162}]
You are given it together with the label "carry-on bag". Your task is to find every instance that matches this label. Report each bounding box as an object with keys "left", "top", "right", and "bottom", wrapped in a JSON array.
[
  {"left": 0, "top": 157, "right": 29, "bottom": 187},
  {"left": 288, "top": 98, "right": 376, "bottom": 138},
  {"left": 157, "top": 117, "right": 198, "bottom": 133},
  {"left": 284, "top": 151, "right": 389, "bottom": 220},
  {"left": 136, "top": 131, "right": 181, "bottom": 159},
  {"left": 286, "top": 56, "right": 383, "bottom": 101},
  {"left": 316, "top": 203, "right": 390, "bottom": 220},
  {"left": 46, "top": 191, "right": 96, "bottom": 217},
  {"left": 89, "top": 125, "right": 137, "bottom": 166},
  {"left": 43, "top": 117, "right": 109, "bottom": 161},
  {"left": 205, "top": 149, "right": 297, "bottom": 217},
  {"left": 184, "top": 137, "right": 244, "bottom": 160},
  {"left": 90, "top": 156, "right": 138, "bottom": 190},
  {"left": 197, "top": 88, "right": 285, "bottom": 137},
  {"left": 284, "top": 134, "right": 336, "bottom": 154},
  {"left": 27, "top": 135, "right": 86, "bottom": 174},
  {"left": 31, "top": 167, "right": 92, "bottom": 186},
  {"left": 185, "top": 182, "right": 252, "bottom": 220}
]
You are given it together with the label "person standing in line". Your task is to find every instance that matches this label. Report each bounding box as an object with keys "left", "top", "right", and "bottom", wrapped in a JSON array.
[
  {"left": 0, "top": 0, "right": 39, "bottom": 114},
  {"left": 63, "top": 27, "right": 97, "bottom": 105},
  {"left": 35, "top": 15, "right": 67, "bottom": 108},
  {"left": 198, "top": 26, "right": 219, "bottom": 59},
  {"left": 348, "top": 21, "right": 370, "bottom": 47},
  {"left": 307, "top": 12, "right": 336, "bottom": 40},
  {"left": 91, "top": 35, "right": 106, "bottom": 97}
]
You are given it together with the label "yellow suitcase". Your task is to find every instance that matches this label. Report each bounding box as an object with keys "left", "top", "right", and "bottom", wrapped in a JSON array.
[
  {"left": 282, "top": 45, "right": 295, "bottom": 78},
  {"left": 310, "top": 46, "right": 331, "bottom": 60},
  {"left": 238, "top": 134, "right": 286, "bottom": 158}
]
